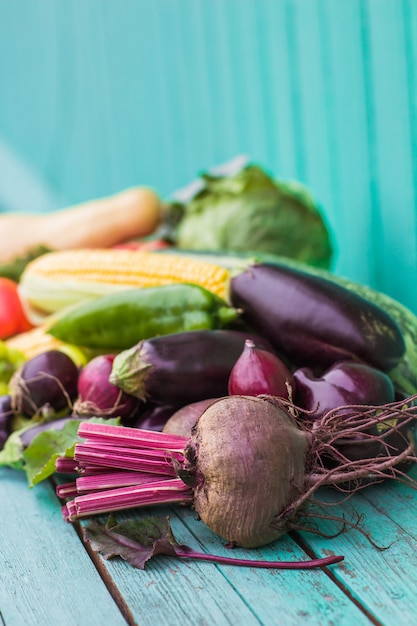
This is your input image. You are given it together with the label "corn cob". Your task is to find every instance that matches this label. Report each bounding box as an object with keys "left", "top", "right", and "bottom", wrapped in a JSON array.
[
  {"left": 18, "top": 249, "right": 233, "bottom": 323},
  {"left": 5, "top": 326, "right": 67, "bottom": 360},
  {"left": 6, "top": 325, "right": 91, "bottom": 364}
]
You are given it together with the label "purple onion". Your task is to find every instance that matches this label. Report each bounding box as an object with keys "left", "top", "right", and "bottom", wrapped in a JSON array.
[
  {"left": 10, "top": 350, "right": 79, "bottom": 418},
  {"left": 74, "top": 354, "right": 140, "bottom": 419},
  {"left": 228, "top": 339, "right": 293, "bottom": 399},
  {"left": 293, "top": 361, "right": 404, "bottom": 474}
]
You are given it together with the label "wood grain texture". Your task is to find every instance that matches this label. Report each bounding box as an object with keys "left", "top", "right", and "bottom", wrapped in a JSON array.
[
  {"left": 83, "top": 505, "right": 369, "bottom": 626},
  {"left": 0, "top": 468, "right": 127, "bottom": 626},
  {"left": 2, "top": 465, "right": 417, "bottom": 624},
  {"left": 298, "top": 466, "right": 417, "bottom": 625}
]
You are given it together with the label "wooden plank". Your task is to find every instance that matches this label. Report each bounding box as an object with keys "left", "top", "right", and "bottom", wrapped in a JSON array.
[
  {"left": 3, "top": 465, "right": 417, "bottom": 625},
  {"left": 0, "top": 468, "right": 127, "bottom": 626},
  {"left": 360, "top": 465, "right": 417, "bottom": 536},
  {"left": 297, "top": 468, "right": 417, "bottom": 625},
  {"left": 1, "top": 467, "right": 367, "bottom": 626},
  {"left": 1, "top": 1, "right": 416, "bottom": 308},
  {"left": 173, "top": 507, "right": 372, "bottom": 626},
  {"left": 0, "top": 141, "right": 68, "bottom": 214},
  {"left": 80, "top": 506, "right": 264, "bottom": 626},
  {"left": 254, "top": 1, "right": 300, "bottom": 178},
  {"left": 74, "top": 505, "right": 372, "bottom": 626}
]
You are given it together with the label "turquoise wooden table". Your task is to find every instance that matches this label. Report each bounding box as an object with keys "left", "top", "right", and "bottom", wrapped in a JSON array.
[{"left": 1, "top": 464, "right": 416, "bottom": 626}]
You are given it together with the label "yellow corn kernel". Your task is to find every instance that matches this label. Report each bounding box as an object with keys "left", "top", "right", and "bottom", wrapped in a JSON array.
[
  {"left": 6, "top": 326, "right": 66, "bottom": 360},
  {"left": 18, "top": 249, "right": 232, "bottom": 322}
]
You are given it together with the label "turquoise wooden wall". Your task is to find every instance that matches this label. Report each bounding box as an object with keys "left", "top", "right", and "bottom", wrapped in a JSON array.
[{"left": 0, "top": 0, "right": 416, "bottom": 312}]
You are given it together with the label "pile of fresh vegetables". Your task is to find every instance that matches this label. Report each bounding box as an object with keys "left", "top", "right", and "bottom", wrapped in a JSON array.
[{"left": 1, "top": 161, "right": 417, "bottom": 571}]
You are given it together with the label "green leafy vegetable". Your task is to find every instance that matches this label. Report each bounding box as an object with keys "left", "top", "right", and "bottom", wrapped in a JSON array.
[
  {"left": 23, "top": 419, "right": 83, "bottom": 486},
  {"left": 166, "top": 164, "right": 334, "bottom": 269},
  {"left": 0, "top": 416, "right": 120, "bottom": 486},
  {"left": 83, "top": 514, "right": 344, "bottom": 570},
  {"left": 0, "top": 244, "right": 52, "bottom": 282},
  {"left": 0, "top": 419, "right": 31, "bottom": 470}
]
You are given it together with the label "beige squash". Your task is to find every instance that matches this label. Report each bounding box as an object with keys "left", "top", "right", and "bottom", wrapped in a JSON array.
[{"left": 0, "top": 187, "right": 163, "bottom": 263}]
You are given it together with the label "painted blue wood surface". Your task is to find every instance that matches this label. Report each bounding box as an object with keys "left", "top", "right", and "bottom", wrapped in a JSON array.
[
  {"left": 0, "top": 468, "right": 128, "bottom": 625},
  {"left": 0, "top": 0, "right": 416, "bottom": 313},
  {"left": 2, "top": 464, "right": 417, "bottom": 625}
]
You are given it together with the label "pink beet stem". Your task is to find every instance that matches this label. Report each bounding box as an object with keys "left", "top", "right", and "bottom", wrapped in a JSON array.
[
  {"left": 176, "top": 547, "right": 344, "bottom": 570},
  {"left": 56, "top": 482, "right": 78, "bottom": 499},
  {"left": 74, "top": 442, "right": 182, "bottom": 476},
  {"left": 64, "top": 478, "right": 192, "bottom": 521},
  {"left": 75, "top": 471, "right": 166, "bottom": 493},
  {"left": 55, "top": 457, "right": 79, "bottom": 473},
  {"left": 77, "top": 421, "right": 188, "bottom": 452}
]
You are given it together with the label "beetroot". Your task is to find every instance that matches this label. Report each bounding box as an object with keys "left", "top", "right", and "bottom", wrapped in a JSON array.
[
  {"left": 62, "top": 394, "right": 417, "bottom": 549},
  {"left": 185, "top": 396, "right": 307, "bottom": 547}
]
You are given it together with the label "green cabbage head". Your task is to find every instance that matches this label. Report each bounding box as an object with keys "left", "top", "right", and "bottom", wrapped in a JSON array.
[{"left": 170, "top": 164, "right": 334, "bottom": 270}]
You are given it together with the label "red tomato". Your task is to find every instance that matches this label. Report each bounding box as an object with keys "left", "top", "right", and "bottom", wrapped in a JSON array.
[{"left": 0, "top": 278, "right": 33, "bottom": 339}]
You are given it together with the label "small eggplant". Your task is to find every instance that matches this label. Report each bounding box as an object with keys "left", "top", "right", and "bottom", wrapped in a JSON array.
[
  {"left": 126, "top": 403, "right": 177, "bottom": 431},
  {"left": 293, "top": 361, "right": 407, "bottom": 472},
  {"left": 230, "top": 263, "right": 405, "bottom": 372},
  {"left": 110, "top": 329, "right": 273, "bottom": 406},
  {"left": 293, "top": 361, "right": 396, "bottom": 418}
]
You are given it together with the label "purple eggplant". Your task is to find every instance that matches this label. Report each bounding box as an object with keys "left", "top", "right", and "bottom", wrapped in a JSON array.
[
  {"left": 293, "top": 361, "right": 396, "bottom": 418},
  {"left": 230, "top": 263, "right": 405, "bottom": 372},
  {"left": 110, "top": 329, "right": 273, "bottom": 407},
  {"left": 126, "top": 403, "right": 178, "bottom": 431},
  {"left": 293, "top": 361, "right": 411, "bottom": 473}
]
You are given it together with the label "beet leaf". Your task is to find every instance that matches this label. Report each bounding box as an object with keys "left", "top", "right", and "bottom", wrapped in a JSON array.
[
  {"left": 1, "top": 416, "right": 120, "bottom": 486},
  {"left": 83, "top": 514, "right": 344, "bottom": 571}
]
